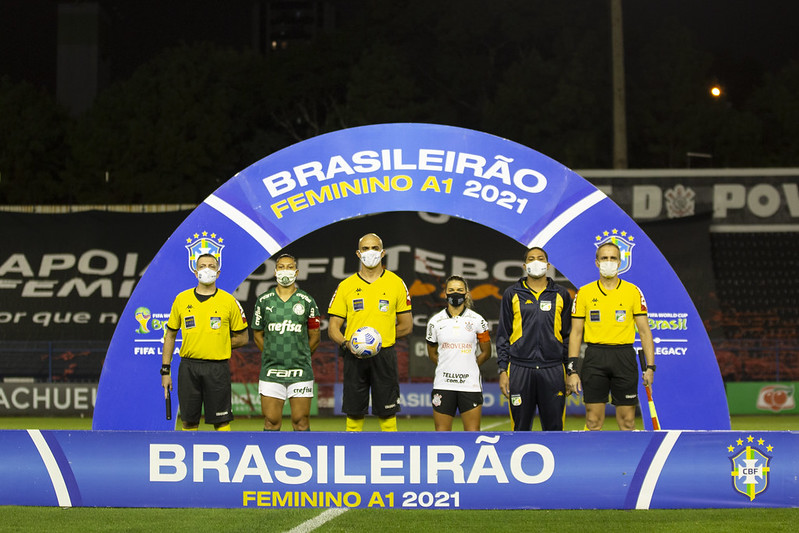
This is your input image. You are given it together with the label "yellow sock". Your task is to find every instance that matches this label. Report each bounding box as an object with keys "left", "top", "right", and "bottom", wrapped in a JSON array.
[
  {"left": 215, "top": 424, "right": 231, "bottom": 431},
  {"left": 182, "top": 426, "right": 198, "bottom": 431},
  {"left": 378, "top": 416, "right": 397, "bottom": 432},
  {"left": 346, "top": 417, "right": 364, "bottom": 432}
]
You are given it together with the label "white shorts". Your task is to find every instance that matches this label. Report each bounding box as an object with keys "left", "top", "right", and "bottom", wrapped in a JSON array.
[{"left": 259, "top": 380, "right": 314, "bottom": 400}]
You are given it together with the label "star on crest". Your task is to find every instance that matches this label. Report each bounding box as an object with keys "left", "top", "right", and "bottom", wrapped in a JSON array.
[{"left": 727, "top": 435, "right": 773, "bottom": 454}]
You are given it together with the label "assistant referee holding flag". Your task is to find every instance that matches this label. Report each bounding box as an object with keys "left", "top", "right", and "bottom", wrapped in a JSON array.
[{"left": 566, "top": 241, "right": 655, "bottom": 431}]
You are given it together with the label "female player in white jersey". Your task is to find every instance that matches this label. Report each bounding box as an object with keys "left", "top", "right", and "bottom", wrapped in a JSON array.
[{"left": 425, "top": 275, "right": 492, "bottom": 431}]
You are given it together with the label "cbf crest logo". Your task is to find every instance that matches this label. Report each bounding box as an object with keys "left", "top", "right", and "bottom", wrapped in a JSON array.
[
  {"left": 185, "top": 231, "right": 225, "bottom": 272},
  {"left": 728, "top": 435, "right": 772, "bottom": 501},
  {"left": 595, "top": 229, "right": 635, "bottom": 274}
]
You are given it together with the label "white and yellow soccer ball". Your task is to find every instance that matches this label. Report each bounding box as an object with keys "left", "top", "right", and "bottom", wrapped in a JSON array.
[{"left": 350, "top": 326, "right": 382, "bottom": 358}]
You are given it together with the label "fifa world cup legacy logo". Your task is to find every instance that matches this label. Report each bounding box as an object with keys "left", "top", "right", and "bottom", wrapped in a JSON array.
[
  {"left": 728, "top": 434, "right": 772, "bottom": 501},
  {"left": 134, "top": 306, "right": 151, "bottom": 333},
  {"left": 185, "top": 231, "right": 225, "bottom": 272}
]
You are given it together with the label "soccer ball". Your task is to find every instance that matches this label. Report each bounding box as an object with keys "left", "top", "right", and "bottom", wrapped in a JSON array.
[{"left": 350, "top": 326, "right": 382, "bottom": 358}]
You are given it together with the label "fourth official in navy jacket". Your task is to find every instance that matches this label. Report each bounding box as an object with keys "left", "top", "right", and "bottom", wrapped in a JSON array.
[{"left": 496, "top": 247, "right": 572, "bottom": 431}]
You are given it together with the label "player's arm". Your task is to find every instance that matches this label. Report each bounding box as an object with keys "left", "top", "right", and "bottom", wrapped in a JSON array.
[
  {"left": 308, "top": 328, "right": 321, "bottom": 354},
  {"left": 161, "top": 327, "right": 178, "bottom": 393},
  {"left": 307, "top": 305, "right": 322, "bottom": 354},
  {"left": 427, "top": 343, "right": 438, "bottom": 365},
  {"left": 396, "top": 311, "right": 413, "bottom": 338},
  {"left": 253, "top": 330, "right": 264, "bottom": 352},
  {"left": 566, "top": 318, "right": 585, "bottom": 395},
  {"left": 231, "top": 329, "right": 249, "bottom": 349},
  {"left": 635, "top": 314, "right": 655, "bottom": 386},
  {"left": 476, "top": 331, "right": 492, "bottom": 366},
  {"left": 328, "top": 315, "right": 347, "bottom": 349}
]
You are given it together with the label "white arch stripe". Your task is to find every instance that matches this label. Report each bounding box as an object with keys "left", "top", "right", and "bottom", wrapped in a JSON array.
[
  {"left": 205, "top": 194, "right": 282, "bottom": 256},
  {"left": 526, "top": 189, "right": 607, "bottom": 248},
  {"left": 27, "top": 430, "right": 72, "bottom": 507},
  {"left": 635, "top": 430, "right": 682, "bottom": 509}
]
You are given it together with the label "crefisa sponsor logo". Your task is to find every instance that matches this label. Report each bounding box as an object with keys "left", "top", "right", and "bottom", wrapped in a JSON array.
[
  {"left": 728, "top": 434, "right": 772, "bottom": 501},
  {"left": 756, "top": 384, "right": 795, "bottom": 413},
  {"left": 594, "top": 229, "right": 635, "bottom": 274}
]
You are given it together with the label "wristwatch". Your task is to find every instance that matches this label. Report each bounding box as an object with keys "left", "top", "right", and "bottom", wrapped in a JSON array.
[{"left": 646, "top": 364, "right": 656, "bottom": 372}]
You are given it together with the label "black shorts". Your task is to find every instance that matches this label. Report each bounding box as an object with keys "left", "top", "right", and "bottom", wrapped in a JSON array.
[
  {"left": 177, "top": 357, "right": 233, "bottom": 425},
  {"left": 342, "top": 344, "right": 401, "bottom": 418},
  {"left": 431, "top": 389, "right": 483, "bottom": 417},
  {"left": 580, "top": 344, "right": 639, "bottom": 406}
]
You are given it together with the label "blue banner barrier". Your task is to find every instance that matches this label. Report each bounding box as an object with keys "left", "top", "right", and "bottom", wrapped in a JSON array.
[{"left": 2, "top": 430, "right": 795, "bottom": 509}]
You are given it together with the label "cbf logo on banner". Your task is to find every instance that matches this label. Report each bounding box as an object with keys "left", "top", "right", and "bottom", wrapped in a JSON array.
[{"left": 93, "top": 123, "right": 730, "bottom": 430}]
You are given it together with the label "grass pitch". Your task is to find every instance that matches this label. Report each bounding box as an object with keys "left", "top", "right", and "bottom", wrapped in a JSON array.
[{"left": 1, "top": 414, "right": 797, "bottom": 431}]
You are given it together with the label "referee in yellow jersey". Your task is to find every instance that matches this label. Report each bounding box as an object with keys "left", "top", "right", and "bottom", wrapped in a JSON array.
[
  {"left": 566, "top": 242, "right": 655, "bottom": 431},
  {"left": 327, "top": 233, "right": 413, "bottom": 432},
  {"left": 161, "top": 253, "right": 249, "bottom": 431}
]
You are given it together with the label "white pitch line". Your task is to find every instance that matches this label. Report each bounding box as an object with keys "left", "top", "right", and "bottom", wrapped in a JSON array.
[
  {"left": 635, "top": 430, "right": 682, "bottom": 509},
  {"left": 285, "top": 508, "right": 349, "bottom": 533},
  {"left": 27, "top": 430, "right": 72, "bottom": 507},
  {"left": 482, "top": 419, "right": 509, "bottom": 430}
]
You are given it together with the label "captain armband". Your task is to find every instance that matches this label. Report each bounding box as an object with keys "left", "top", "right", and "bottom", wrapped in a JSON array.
[
  {"left": 566, "top": 357, "right": 579, "bottom": 376},
  {"left": 477, "top": 330, "right": 491, "bottom": 343}
]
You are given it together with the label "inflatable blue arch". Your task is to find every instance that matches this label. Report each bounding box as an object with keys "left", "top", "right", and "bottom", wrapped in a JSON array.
[{"left": 93, "top": 123, "right": 730, "bottom": 431}]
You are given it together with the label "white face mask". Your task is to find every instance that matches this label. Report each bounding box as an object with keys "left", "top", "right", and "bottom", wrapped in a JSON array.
[
  {"left": 525, "top": 260, "right": 548, "bottom": 278},
  {"left": 197, "top": 267, "right": 217, "bottom": 285},
  {"left": 275, "top": 269, "right": 297, "bottom": 287},
  {"left": 599, "top": 260, "right": 619, "bottom": 278},
  {"left": 360, "top": 249, "right": 382, "bottom": 268}
]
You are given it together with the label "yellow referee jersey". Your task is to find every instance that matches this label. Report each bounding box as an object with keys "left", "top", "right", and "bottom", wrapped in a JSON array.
[
  {"left": 571, "top": 279, "right": 648, "bottom": 345},
  {"left": 166, "top": 288, "right": 248, "bottom": 360},
  {"left": 327, "top": 270, "right": 411, "bottom": 347}
]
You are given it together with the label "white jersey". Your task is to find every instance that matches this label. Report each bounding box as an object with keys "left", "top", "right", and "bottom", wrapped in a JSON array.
[{"left": 426, "top": 308, "right": 489, "bottom": 392}]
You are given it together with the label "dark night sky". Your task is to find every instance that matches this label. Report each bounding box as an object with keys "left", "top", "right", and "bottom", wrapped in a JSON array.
[{"left": 2, "top": 0, "right": 798, "bottom": 102}]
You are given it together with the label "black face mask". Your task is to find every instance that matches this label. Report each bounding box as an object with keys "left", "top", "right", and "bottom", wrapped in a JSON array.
[{"left": 446, "top": 292, "right": 466, "bottom": 307}]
